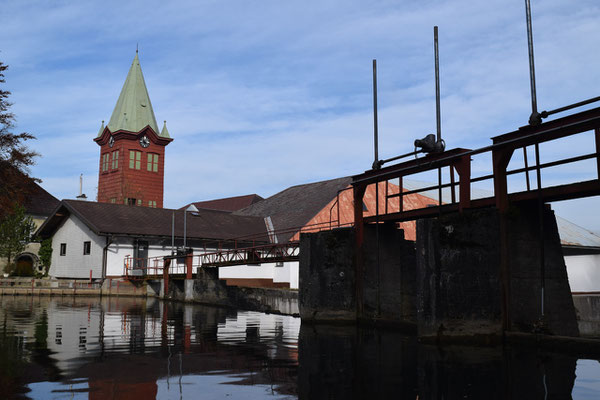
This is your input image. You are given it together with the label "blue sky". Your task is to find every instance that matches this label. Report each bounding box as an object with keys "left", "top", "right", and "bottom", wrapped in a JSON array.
[{"left": 2, "top": 0, "right": 600, "bottom": 231}]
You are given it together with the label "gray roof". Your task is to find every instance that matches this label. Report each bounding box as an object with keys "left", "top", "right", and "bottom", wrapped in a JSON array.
[
  {"left": 235, "top": 177, "right": 352, "bottom": 242},
  {"left": 37, "top": 200, "right": 268, "bottom": 243},
  {"left": 556, "top": 216, "right": 600, "bottom": 248}
]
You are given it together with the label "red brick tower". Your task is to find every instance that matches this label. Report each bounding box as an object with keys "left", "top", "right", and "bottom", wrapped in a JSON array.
[{"left": 94, "top": 53, "right": 172, "bottom": 208}]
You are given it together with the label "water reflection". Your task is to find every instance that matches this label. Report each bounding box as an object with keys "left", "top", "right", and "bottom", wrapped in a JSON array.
[
  {"left": 0, "top": 296, "right": 598, "bottom": 399},
  {"left": 0, "top": 296, "right": 298, "bottom": 399}
]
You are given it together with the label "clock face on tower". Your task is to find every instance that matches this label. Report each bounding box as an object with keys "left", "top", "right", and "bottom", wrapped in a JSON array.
[
  {"left": 108, "top": 136, "right": 115, "bottom": 148},
  {"left": 139, "top": 135, "right": 150, "bottom": 148}
]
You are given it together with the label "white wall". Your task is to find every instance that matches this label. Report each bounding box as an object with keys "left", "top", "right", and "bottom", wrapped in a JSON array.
[
  {"left": 565, "top": 254, "right": 600, "bottom": 293},
  {"left": 106, "top": 239, "right": 209, "bottom": 277},
  {"left": 47, "top": 213, "right": 300, "bottom": 286},
  {"left": 49, "top": 215, "right": 104, "bottom": 279}
]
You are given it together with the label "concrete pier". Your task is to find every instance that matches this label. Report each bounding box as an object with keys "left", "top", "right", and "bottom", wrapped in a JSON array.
[
  {"left": 416, "top": 203, "right": 579, "bottom": 338},
  {"left": 299, "top": 202, "right": 579, "bottom": 339},
  {"left": 299, "top": 225, "right": 416, "bottom": 326}
]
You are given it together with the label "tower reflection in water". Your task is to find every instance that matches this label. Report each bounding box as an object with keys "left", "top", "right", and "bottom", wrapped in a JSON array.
[{"left": 0, "top": 296, "right": 595, "bottom": 399}]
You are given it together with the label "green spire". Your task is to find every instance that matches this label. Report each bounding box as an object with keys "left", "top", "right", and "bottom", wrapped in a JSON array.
[
  {"left": 160, "top": 120, "right": 170, "bottom": 138},
  {"left": 107, "top": 54, "right": 162, "bottom": 136},
  {"left": 96, "top": 120, "right": 104, "bottom": 137}
]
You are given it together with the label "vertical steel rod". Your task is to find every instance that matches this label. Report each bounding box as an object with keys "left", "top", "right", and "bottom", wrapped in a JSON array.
[
  {"left": 183, "top": 210, "right": 187, "bottom": 249},
  {"left": 171, "top": 211, "right": 175, "bottom": 254},
  {"left": 399, "top": 176, "right": 403, "bottom": 212},
  {"left": 535, "top": 142, "right": 545, "bottom": 317},
  {"left": 434, "top": 26, "right": 442, "bottom": 142},
  {"left": 595, "top": 128, "right": 600, "bottom": 179},
  {"left": 373, "top": 59, "right": 379, "bottom": 167},
  {"left": 450, "top": 166, "right": 456, "bottom": 204},
  {"left": 438, "top": 168, "right": 442, "bottom": 207},
  {"left": 525, "top": 0, "right": 539, "bottom": 122},
  {"left": 385, "top": 180, "right": 389, "bottom": 214},
  {"left": 523, "top": 146, "right": 531, "bottom": 191}
]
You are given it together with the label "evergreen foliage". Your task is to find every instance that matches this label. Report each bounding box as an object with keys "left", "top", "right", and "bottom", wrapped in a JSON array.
[
  {"left": 0, "top": 61, "right": 38, "bottom": 218},
  {"left": 38, "top": 238, "right": 53, "bottom": 275},
  {"left": 0, "top": 204, "right": 36, "bottom": 273}
]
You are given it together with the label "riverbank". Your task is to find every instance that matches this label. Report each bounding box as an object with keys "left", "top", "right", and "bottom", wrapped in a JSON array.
[{"left": 0, "top": 277, "right": 299, "bottom": 316}]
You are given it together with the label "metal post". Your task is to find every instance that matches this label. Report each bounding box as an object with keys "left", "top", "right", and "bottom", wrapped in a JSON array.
[
  {"left": 595, "top": 128, "right": 600, "bottom": 179},
  {"left": 183, "top": 210, "right": 187, "bottom": 249},
  {"left": 535, "top": 143, "right": 545, "bottom": 318},
  {"left": 373, "top": 59, "right": 379, "bottom": 169},
  {"left": 171, "top": 211, "right": 175, "bottom": 254},
  {"left": 186, "top": 250, "right": 193, "bottom": 280},
  {"left": 434, "top": 26, "right": 442, "bottom": 142},
  {"left": 525, "top": 0, "right": 539, "bottom": 125},
  {"left": 163, "top": 258, "right": 171, "bottom": 298},
  {"left": 523, "top": 147, "right": 531, "bottom": 191},
  {"left": 353, "top": 185, "right": 367, "bottom": 318}
]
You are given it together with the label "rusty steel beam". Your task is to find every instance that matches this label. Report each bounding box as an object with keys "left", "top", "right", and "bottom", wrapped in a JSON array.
[
  {"left": 493, "top": 106, "right": 600, "bottom": 146},
  {"left": 353, "top": 184, "right": 367, "bottom": 318},
  {"left": 163, "top": 258, "right": 171, "bottom": 295},
  {"left": 596, "top": 128, "right": 600, "bottom": 180},
  {"left": 454, "top": 154, "right": 471, "bottom": 211},
  {"left": 353, "top": 148, "right": 472, "bottom": 186},
  {"left": 198, "top": 242, "right": 300, "bottom": 268}
]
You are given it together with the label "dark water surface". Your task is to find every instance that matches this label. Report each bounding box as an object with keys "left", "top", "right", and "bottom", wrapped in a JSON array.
[{"left": 0, "top": 296, "right": 599, "bottom": 399}]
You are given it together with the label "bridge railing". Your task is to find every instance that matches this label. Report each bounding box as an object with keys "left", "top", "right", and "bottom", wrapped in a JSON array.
[
  {"left": 353, "top": 106, "right": 600, "bottom": 223},
  {"left": 123, "top": 255, "right": 188, "bottom": 279},
  {"left": 122, "top": 218, "right": 352, "bottom": 278}
]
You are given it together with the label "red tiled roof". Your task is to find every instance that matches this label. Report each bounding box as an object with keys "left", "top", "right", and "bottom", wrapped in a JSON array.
[{"left": 235, "top": 177, "right": 352, "bottom": 242}]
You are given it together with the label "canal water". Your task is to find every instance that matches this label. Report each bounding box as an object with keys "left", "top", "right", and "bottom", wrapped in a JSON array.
[{"left": 0, "top": 296, "right": 599, "bottom": 399}]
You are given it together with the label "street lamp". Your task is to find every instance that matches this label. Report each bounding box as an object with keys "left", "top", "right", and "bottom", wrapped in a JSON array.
[{"left": 183, "top": 204, "right": 199, "bottom": 250}]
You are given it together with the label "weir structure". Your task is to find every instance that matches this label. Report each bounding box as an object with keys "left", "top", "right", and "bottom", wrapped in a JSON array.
[{"left": 336, "top": 105, "right": 600, "bottom": 338}]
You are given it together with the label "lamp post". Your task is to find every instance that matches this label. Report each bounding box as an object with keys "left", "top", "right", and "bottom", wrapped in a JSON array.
[{"left": 183, "top": 204, "right": 199, "bottom": 250}]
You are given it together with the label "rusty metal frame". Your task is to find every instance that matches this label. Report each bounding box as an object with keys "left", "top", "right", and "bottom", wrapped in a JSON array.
[{"left": 351, "top": 106, "right": 600, "bottom": 332}]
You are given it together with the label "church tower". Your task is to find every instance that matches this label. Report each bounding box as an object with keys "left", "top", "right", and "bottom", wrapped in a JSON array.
[{"left": 94, "top": 53, "right": 172, "bottom": 208}]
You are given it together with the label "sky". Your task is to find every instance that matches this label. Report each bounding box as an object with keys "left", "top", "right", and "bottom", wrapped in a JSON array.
[{"left": 2, "top": 0, "right": 600, "bottom": 232}]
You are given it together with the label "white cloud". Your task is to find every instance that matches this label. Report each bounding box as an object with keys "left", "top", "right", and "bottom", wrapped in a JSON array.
[{"left": 2, "top": 0, "right": 599, "bottom": 231}]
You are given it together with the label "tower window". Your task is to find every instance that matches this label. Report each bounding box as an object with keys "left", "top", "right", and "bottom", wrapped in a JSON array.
[
  {"left": 129, "top": 150, "right": 141, "bottom": 170},
  {"left": 83, "top": 241, "right": 91, "bottom": 255},
  {"left": 60, "top": 243, "right": 67, "bottom": 256},
  {"left": 101, "top": 153, "right": 110, "bottom": 172},
  {"left": 147, "top": 153, "right": 159, "bottom": 172},
  {"left": 148, "top": 200, "right": 156, "bottom": 208},
  {"left": 111, "top": 150, "right": 119, "bottom": 170}
]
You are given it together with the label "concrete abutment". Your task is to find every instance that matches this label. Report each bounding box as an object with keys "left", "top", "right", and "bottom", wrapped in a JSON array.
[
  {"left": 299, "top": 225, "right": 416, "bottom": 326},
  {"left": 299, "top": 202, "right": 579, "bottom": 339}
]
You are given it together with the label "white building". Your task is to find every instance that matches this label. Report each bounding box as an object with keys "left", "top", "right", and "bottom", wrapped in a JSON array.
[{"left": 37, "top": 199, "right": 270, "bottom": 280}]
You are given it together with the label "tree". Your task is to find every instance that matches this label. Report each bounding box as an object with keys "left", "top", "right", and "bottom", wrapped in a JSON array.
[
  {"left": 0, "top": 61, "right": 38, "bottom": 218},
  {"left": 38, "top": 238, "right": 53, "bottom": 275},
  {"left": 0, "top": 204, "right": 35, "bottom": 273}
]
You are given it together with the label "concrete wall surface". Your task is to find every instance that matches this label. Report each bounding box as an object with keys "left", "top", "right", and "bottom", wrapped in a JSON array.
[
  {"left": 416, "top": 203, "right": 579, "bottom": 338},
  {"left": 417, "top": 208, "right": 503, "bottom": 337},
  {"left": 299, "top": 228, "right": 356, "bottom": 322},
  {"left": 572, "top": 294, "right": 600, "bottom": 336},
  {"left": 361, "top": 223, "right": 416, "bottom": 325}
]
